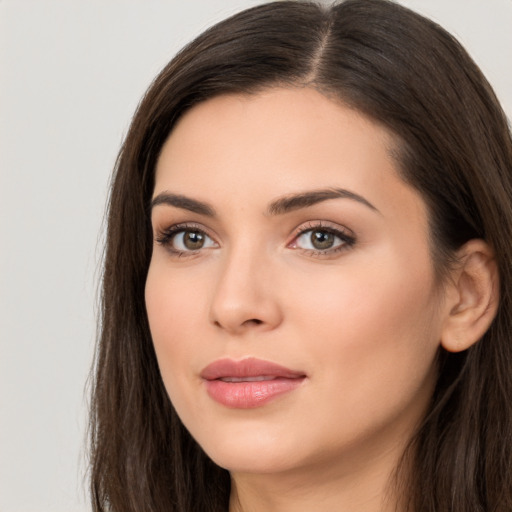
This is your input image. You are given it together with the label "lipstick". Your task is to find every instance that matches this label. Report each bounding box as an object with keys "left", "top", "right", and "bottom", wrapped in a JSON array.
[{"left": 200, "top": 357, "right": 306, "bottom": 409}]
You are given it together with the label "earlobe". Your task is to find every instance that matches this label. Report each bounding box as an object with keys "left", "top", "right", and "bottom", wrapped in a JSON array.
[{"left": 441, "top": 239, "right": 499, "bottom": 353}]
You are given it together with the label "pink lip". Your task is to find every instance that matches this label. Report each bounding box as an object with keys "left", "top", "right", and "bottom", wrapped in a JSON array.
[{"left": 200, "top": 357, "right": 306, "bottom": 409}]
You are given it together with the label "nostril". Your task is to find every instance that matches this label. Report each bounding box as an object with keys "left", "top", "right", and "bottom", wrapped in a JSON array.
[
  {"left": 213, "top": 317, "right": 264, "bottom": 331},
  {"left": 244, "top": 319, "right": 263, "bottom": 326}
]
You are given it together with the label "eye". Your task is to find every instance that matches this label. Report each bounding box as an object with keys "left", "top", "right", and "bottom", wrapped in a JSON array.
[
  {"left": 173, "top": 230, "right": 216, "bottom": 251},
  {"left": 290, "top": 223, "right": 355, "bottom": 255},
  {"left": 156, "top": 225, "right": 218, "bottom": 255}
]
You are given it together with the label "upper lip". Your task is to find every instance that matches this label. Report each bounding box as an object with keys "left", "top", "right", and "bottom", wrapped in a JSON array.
[{"left": 200, "top": 357, "right": 306, "bottom": 380}]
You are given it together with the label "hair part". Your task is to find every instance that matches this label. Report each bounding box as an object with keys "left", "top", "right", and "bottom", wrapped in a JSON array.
[{"left": 90, "top": 1, "right": 512, "bottom": 511}]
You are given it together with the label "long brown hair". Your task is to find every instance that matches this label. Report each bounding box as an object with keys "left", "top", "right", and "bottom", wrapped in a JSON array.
[{"left": 89, "top": 1, "right": 512, "bottom": 510}]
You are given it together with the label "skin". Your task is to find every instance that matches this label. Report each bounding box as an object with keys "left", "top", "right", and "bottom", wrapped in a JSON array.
[{"left": 145, "top": 87, "right": 466, "bottom": 511}]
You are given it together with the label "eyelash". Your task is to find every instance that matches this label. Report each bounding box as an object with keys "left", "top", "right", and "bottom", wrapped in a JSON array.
[
  {"left": 290, "top": 221, "right": 356, "bottom": 257},
  {"left": 155, "top": 223, "right": 216, "bottom": 257},
  {"left": 155, "top": 221, "right": 356, "bottom": 258}
]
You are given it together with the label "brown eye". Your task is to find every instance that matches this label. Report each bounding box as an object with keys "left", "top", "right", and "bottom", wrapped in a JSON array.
[
  {"left": 157, "top": 227, "right": 218, "bottom": 253},
  {"left": 292, "top": 225, "right": 355, "bottom": 255},
  {"left": 310, "top": 230, "right": 335, "bottom": 250},
  {"left": 183, "top": 231, "right": 205, "bottom": 250}
]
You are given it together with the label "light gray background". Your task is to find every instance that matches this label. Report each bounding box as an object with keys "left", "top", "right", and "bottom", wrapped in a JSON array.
[{"left": 1, "top": 1, "right": 511, "bottom": 511}]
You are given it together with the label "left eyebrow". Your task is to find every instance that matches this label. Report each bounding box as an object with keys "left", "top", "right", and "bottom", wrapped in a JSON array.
[{"left": 267, "top": 188, "right": 379, "bottom": 215}]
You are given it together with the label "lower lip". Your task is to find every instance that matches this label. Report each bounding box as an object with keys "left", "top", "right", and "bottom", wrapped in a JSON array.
[{"left": 204, "top": 377, "right": 305, "bottom": 408}]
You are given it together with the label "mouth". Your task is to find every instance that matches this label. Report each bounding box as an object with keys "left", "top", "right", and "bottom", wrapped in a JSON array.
[
  {"left": 219, "top": 376, "right": 281, "bottom": 382},
  {"left": 200, "top": 357, "right": 306, "bottom": 409}
]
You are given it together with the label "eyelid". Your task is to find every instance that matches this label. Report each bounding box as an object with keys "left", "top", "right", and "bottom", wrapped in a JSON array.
[
  {"left": 288, "top": 220, "right": 356, "bottom": 255},
  {"left": 154, "top": 219, "right": 355, "bottom": 258},
  {"left": 154, "top": 222, "right": 219, "bottom": 255},
  {"left": 154, "top": 221, "right": 212, "bottom": 239},
  {"left": 290, "top": 220, "right": 355, "bottom": 240}
]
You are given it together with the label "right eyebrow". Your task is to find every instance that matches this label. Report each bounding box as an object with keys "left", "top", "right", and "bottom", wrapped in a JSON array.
[{"left": 150, "top": 192, "right": 216, "bottom": 217}]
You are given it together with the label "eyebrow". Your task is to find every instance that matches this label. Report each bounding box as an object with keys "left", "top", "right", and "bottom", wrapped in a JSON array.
[
  {"left": 150, "top": 188, "right": 378, "bottom": 217},
  {"left": 267, "top": 188, "right": 379, "bottom": 215},
  {"left": 151, "top": 193, "right": 215, "bottom": 216}
]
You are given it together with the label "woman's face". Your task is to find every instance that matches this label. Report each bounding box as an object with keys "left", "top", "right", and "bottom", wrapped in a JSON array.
[{"left": 146, "top": 87, "right": 448, "bottom": 478}]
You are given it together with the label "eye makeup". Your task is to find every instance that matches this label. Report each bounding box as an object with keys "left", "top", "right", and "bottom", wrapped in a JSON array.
[{"left": 154, "top": 219, "right": 356, "bottom": 260}]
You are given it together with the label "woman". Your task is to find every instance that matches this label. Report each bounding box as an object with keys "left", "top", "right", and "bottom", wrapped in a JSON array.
[{"left": 89, "top": 1, "right": 512, "bottom": 511}]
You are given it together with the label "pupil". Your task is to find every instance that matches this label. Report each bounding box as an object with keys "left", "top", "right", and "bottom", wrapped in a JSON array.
[
  {"left": 311, "top": 230, "right": 334, "bottom": 250},
  {"left": 184, "top": 231, "right": 204, "bottom": 250}
]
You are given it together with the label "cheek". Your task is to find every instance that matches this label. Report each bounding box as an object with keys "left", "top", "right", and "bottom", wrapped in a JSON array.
[
  {"left": 289, "top": 250, "right": 441, "bottom": 405},
  {"left": 292, "top": 253, "right": 437, "bottom": 337},
  {"left": 145, "top": 261, "right": 207, "bottom": 379}
]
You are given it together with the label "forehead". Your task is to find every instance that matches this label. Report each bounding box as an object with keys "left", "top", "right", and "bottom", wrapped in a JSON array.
[
  {"left": 156, "top": 88, "right": 392, "bottom": 187},
  {"left": 153, "top": 87, "right": 426, "bottom": 227}
]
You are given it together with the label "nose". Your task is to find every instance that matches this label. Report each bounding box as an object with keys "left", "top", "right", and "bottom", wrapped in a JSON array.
[{"left": 209, "top": 245, "right": 283, "bottom": 335}]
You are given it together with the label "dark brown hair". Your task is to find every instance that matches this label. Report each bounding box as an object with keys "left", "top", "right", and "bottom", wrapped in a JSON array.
[{"left": 89, "top": 1, "right": 512, "bottom": 510}]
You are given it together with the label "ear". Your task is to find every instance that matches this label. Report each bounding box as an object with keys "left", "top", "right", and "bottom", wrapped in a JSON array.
[{"left": 441, "top": 239, "right": 499, "bottom": 353}]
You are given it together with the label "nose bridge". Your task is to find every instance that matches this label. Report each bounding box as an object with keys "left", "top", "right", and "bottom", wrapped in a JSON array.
[{"left": 209, "top": 236, "right": 282, "bottom": 333}]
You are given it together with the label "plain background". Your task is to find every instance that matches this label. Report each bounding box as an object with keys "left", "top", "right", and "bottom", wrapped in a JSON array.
[{"left": 1, "top": 1, "right": 511, "bottom": 511}]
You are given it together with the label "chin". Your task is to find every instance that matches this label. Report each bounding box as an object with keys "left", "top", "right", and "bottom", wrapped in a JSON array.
[
  {"left": 208, "top": 446, "right": 298, "bottom": 475},
  {"left": 191, "top": 422, "right": 304, "bottom": 475}
]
